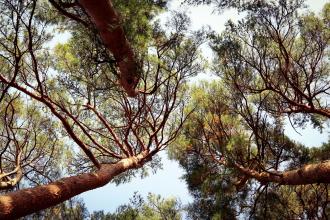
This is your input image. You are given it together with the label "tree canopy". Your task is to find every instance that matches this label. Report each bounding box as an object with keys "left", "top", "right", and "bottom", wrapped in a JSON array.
[
  {"left": 0, "top": 0, "right": 329, "bottom": 219},
  {"left": 169, "top": 1, "right": 330, "bottom": 219}
]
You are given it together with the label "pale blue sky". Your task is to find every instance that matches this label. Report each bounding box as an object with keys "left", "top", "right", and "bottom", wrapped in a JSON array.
[
  {"left": 82, "top": 151, "right": 192, "bottom": 212},
  {"left": 50, "top": 0, "right": 330, "bottom": 214}
]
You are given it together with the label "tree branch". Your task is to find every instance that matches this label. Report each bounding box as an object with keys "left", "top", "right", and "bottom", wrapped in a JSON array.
[
  {"left": 234, "top": 160, "right": 330, "bottom": 185},
  {"left": 0, "top": 151, "right": 149, "bottom": 219},
  {"left": 78, "top": 0, "right": 140, "bottom": 97}
]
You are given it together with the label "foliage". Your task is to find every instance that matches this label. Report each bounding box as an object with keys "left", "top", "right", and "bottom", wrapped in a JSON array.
[
  {"left": 23, "top": 193, "right": 183, "bottom": 220},
  {"left": 169, "top": 2, "right": 330, "bottom": 218},
  {"left": 0, "top": 93, "right": 65, "bottom": 188},
  {"left": 91, "top": 192, "right": 183, "bottom": 220},
  {"left": 0, "top": 0, "right": 202, "bottom": 217},
  {"left": 0, "top": 0, "right": 329, "bottom": 218},
  {"left": 211, "top": 0, "right": 330, "bottom": 124},
  {"left": 171, "top": 80, "right": 330, "bottom": 219}
]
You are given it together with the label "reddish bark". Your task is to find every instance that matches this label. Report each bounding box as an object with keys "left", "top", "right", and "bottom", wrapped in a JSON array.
[
  {"left": 235, "top": 160, "right": 330, "bottom": 185},
  {"left": 78, "top": 0, "right": 140, "bottom": 97},
  {"left": 0, "top": 152, "right": 148, "bottom": 219}
]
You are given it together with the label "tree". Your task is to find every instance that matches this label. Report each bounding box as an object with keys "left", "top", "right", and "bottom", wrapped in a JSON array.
[
  {"left": 0, "top": 0, "right": 203, "bottom": 218},
  {"left": 169, "top": 1, "right": 330, "bottom": 218},
  {"left": 23, "top": 192, "right": 183, "bottom": 220},
  {"left": 49, "top": 0, "right": 161, "bottom": 97},
  {"left": 210, "top": 0, "right": 330, "bottom": 184},
  {"left": 0, "top": 0, "right": 329, "bottom": 218},
  {"left": 90, "top": 192, "right": 183, "bottom": 220},
  {"left": 213, "top": 0, "right": 330, "bottom": 118},
  {"left": 171, "top": 81, "right": 330, "bottom": 219}
]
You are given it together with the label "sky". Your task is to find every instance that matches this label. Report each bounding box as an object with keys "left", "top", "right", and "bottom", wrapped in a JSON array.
[{"left": 51, "top": 0, "right": 330, "bottom": 214}]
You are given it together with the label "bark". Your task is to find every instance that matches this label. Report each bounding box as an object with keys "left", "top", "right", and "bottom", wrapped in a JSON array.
[
  {"left": 0, "top": 152, "right": 148, "bottom": 219},
  {"left": 0, "top": 168, "right": 23, "bottom": 190},
  {"left": 78, "top": 0, "right": 140, "bottom": 97},
  {"left": 235, "top": 160, "right": 330, "bottom": 185},
  {"left": 0, "top": 152, "right": 23, "bottom": 190}
]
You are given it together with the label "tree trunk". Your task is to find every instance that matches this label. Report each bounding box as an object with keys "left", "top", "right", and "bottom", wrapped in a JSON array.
[
  {"left": 0, "top": 154, "right": 146, "bottom": 219},
  {"left": 79, "top": 0, "right": 140, "bottom": 97},
  {"left": 235, "top": 160, "right": 330, "bottom": 185}
]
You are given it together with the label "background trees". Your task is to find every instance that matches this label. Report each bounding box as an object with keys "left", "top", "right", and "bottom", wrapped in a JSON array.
[
  {"left": 90, "top": 193, "right": 183, "bottom": 220},
  {"left": 22, "top": 193, "right": 183, "bottom": 220}
]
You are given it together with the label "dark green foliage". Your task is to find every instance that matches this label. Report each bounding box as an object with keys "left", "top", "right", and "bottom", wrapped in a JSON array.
[
  {"left": 23, "top": 192, "right": 183, "bottom": 220},
  {"left": 171, "top": 81, "right": 330, "bottom": 219},
  {"left": 1, "top": 0, "right": 329, "bottom": 218},
  {"left": 169, "top": 1, "right": 330, "bottom": 219}
]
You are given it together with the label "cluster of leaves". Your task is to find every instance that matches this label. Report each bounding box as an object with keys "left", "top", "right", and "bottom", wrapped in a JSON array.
[
  {"left": 183, "top": 0, "right": 267, "bottom": 11},
  {"left": 112, "top": 0, "right": 168, "bottom": 53},
  {"left": 169, "top": 82, "right": 249, "bottom": 219},
  {"left": 91, "top": 193, "right": 182, "bottom": 220},
  {"left": 170, "top": 81, "right": 330, "bottom": 219},
  {"left": 211, "top": 0, "right": 330, "bottom": 124},
  {"left": 23, "top": 193, "right": 183, "bottom": 220}
]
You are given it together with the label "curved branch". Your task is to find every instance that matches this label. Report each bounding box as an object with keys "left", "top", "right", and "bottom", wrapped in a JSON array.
[
  {"left": 49, "top": 0, "right": 89, "bottom": 27},
  {"left": 234, "top": 160, "right": 330, "bottom": 185}
]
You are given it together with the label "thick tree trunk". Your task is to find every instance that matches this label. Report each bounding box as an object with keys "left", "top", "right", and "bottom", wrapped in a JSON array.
[
  {"left": 79, "top": 0, "right": 140, "bottom": 97},
  {"left": 235, "top": 160, "right": 330, "bottom": 185},
  {"left": 0, "top": 153, "right": 147, "bottom": 219}
]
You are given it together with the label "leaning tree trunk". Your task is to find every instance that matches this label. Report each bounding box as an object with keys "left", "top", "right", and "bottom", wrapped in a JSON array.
[
  {"left": 235, "top": 160, "right": 330, "bottom": 185},
  {"left": 0, "top": 154, "right": 147, "bottom": 219},
  {"left": 79, "top": 0, "right": 140, "bottom": 97}
]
